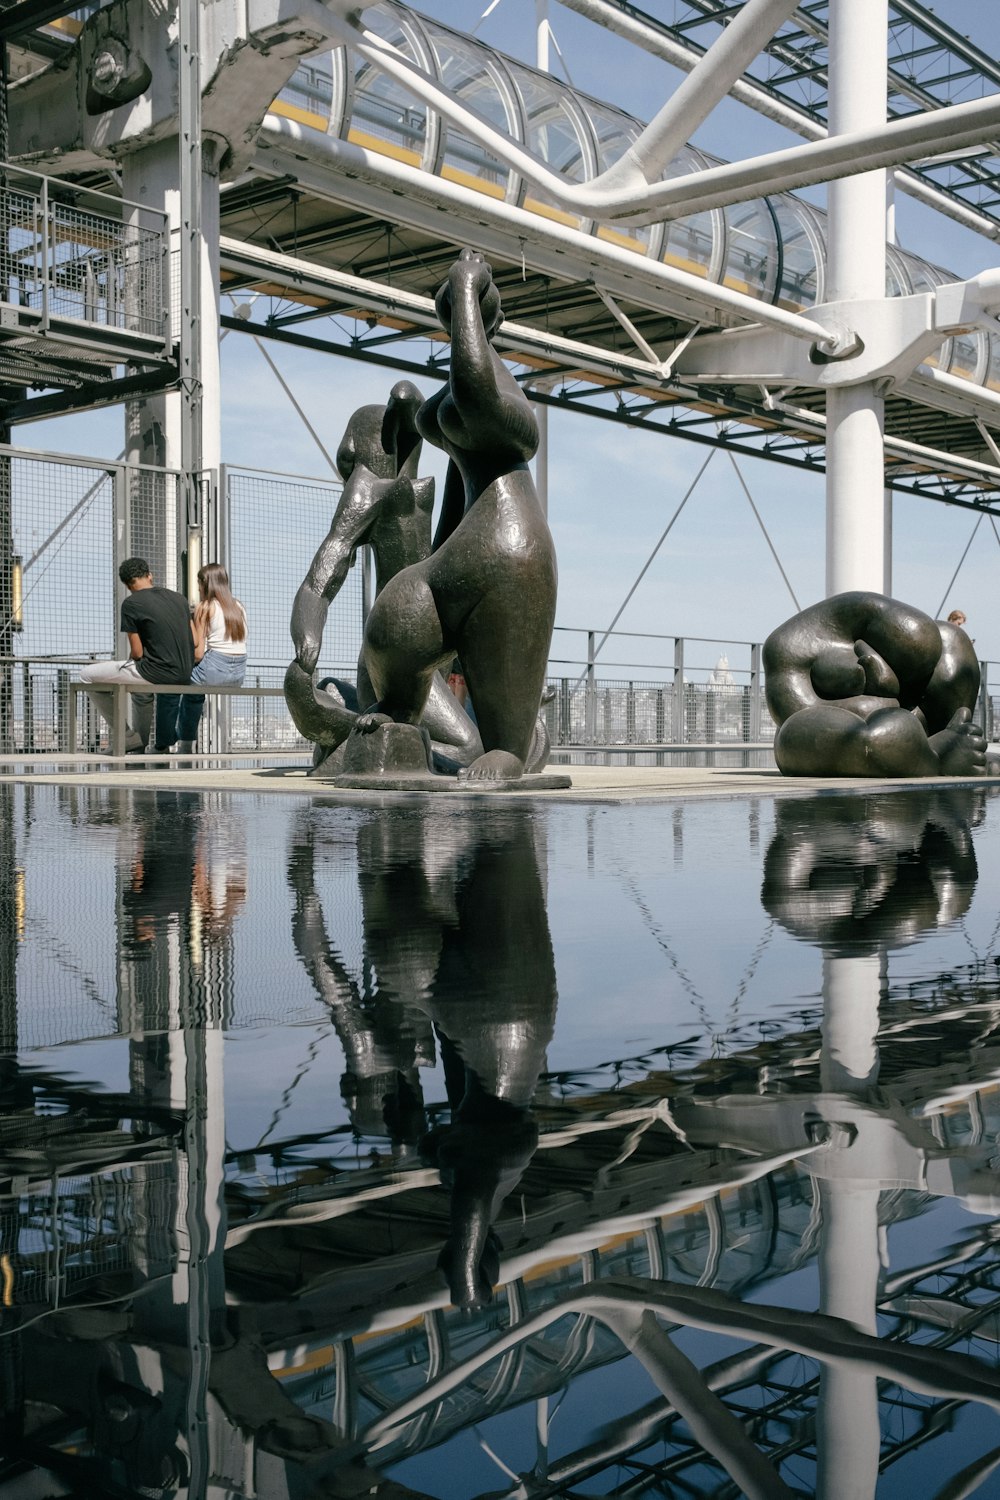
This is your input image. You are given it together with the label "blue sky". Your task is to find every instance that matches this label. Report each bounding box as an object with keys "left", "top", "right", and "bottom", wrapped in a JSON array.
[{"left": 21, "top": 1, "right": 1000, "bottom": 678}]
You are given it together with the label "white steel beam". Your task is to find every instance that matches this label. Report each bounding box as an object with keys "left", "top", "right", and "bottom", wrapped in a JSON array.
[
  {"left": 218, "top": 235, "right": 1000, "bottom": 496},
  {"left": 255, "top": 120, "right": 835, "bottom": 347},
  {"left": 557, "top": 0, "right": 1000, "bottom": 244},
  {"left": 319, "top": 4, "right": 1000, "bottom": 226}
]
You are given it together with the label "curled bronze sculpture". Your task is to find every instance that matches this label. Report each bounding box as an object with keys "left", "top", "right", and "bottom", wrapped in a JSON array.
[{"left": 763, "top": 591, "right": 986, "bottom": 778}]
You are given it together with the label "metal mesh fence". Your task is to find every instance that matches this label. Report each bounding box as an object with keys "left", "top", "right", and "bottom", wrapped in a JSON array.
[
  {"left": 226, "top": 467, "right": 364, "bottom": 672},
  {"left": 545, "top": 677, "right": 774, "bottom": 747},
  {"left": 0, "top": 167, "right": 166, "bottom": 338},
  {"left": 7, "top": 455, "right": 116, "bottom": 656},
  {"left": 3, "top": 1161, "right": 177, "bottom": 1310},
  {"left": 126, "top": 462, "right": 181, "bottom": 593}
]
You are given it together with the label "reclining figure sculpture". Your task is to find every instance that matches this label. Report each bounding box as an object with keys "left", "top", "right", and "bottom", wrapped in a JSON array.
[{"left": 763, "top": 591, "right": 987, "bottom": 778}]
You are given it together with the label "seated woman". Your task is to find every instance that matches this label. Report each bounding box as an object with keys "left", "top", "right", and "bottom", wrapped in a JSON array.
[
  {"left": 172, "top": 563, "right": 248, "bottom": 753},
  {"left": 358, "top": 251, "right": 557, "bottom": 781},
  {"left": 763, "top": 591, "right": 986, "bottom": 777}
]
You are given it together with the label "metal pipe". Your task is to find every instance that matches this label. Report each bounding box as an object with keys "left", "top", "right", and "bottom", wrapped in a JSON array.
[
  {"left": 258, "top": 120, "right": 833, "bottom": 345},
  {"left": 594, "top": 0, "right": 802, "bottom": 193},
  {"left": 824, "top": 0, "right": 889, "bottom": 596},
  {"left": 558, "top": 0, "right": 1000, "bottom": 244},
  {"left": 324, "top": 7, "right": 1000, "bottom": 225}
]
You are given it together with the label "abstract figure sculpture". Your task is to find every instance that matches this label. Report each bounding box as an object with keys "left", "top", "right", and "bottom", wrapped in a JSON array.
[
  {"left": 355, "top": 249, "right": 558, "bottom": 782},
  {"left": 286, "top": 380, "right": 483, "bottom": 773},
  {"left": 763, "top": 591, "right": 986, "bottom": 778}
]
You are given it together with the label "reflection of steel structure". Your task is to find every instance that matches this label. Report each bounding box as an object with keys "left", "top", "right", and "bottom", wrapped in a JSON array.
[
  {"left": 226, "top": 981, "right": 1000, "bottom": 1497},
  {"left": 5, "top": 787, "right": 1000, "bottom": 1496}
]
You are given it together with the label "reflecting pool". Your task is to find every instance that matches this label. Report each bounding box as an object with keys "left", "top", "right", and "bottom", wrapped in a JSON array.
[{"left": 2, "top": 782, "right": 1000, "bottom": 1497}]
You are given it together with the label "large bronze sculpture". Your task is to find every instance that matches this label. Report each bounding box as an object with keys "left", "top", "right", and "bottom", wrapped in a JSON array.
[
  {"left": 286, "top": 379, "right": 484, "bottom": 774},
  {"left": 354, "top": 250, "right": 558, "bottom": 782},
  {"left": 763, "top": 591, "right": 987, "bottom": 778}
]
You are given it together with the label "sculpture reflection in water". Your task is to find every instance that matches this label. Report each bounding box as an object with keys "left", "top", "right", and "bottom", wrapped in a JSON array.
[
  {"left": 763, "top": 590, "right": 987, "bottom": 777},
  {"left": 675, "top": 787, "right": 1000, "bottom": 1500},
  {"left": 288, "top": 803, "right": 556, "bottom": 1307}
]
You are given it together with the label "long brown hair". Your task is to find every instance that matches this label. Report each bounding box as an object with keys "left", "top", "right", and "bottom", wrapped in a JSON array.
[{"left": 198, "top": 562, "right": 246, "bottom": 642}]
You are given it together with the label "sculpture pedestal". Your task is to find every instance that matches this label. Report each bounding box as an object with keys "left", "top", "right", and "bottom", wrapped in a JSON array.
[
  {"left": 329, "top": 772, "right": 573, "bottom": 792},
  {"left": 335, "top": 721, "right": 433, "bottom": 779},
  {"left": 313, "top": 720, "right": 572, "bottom": 792}
]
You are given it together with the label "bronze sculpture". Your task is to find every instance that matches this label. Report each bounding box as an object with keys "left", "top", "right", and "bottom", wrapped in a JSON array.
[
  {"left": 286, "top": 379, "right": 483, "bottom": 773},
  {"left": 354, "top": 250, "right": 558, "bottom": 782},
  {"left": 763, "top": 591, "right": 987, "bottom": 778}
]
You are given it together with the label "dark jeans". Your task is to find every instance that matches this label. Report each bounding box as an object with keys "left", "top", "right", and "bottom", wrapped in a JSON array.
[
  {"left": 154, "top": 694, "right": 183, "bottom": 749},
  {"left": 174, "top": 652, "right": 247, "bottom": 743}
]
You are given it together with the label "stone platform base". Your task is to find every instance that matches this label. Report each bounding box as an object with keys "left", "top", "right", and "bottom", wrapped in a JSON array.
[{"left": 330, "top": 771, "right": 572, "bottom": 792}]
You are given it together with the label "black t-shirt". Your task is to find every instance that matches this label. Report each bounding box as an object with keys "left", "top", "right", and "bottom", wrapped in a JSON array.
[{"left": 120, "top": 586, "right": 195, "bottom": 684}]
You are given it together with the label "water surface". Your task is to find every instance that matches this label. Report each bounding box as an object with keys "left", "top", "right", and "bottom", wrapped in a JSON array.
[{"left": 2, "top": 782, "right": 999, "bottom": 1497}]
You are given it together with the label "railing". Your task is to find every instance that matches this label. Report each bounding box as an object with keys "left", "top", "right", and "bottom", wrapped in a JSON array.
[
  {"left": 0, "top": 163, "right": 169, "bottom": 348},
  {"left": 546, "top": 627, "right": 769, "bottom": 749},
  {"left": 0, "top": 641, "right": 996, "bottom": 758},
  {"left": 0, "top": 661, "right": 310, "bottom": 757}
]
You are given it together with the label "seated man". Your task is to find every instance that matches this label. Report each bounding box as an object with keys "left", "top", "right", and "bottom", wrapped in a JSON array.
[
  {"left": 80, "top": 557, "right": 195, "bottom": 753},
  {"left": 763, "top": 591, "right": 986, "bottom": 778}
]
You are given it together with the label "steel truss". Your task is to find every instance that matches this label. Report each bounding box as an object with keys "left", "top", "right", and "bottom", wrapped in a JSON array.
[{"left": 571, "top": 0, "right": 1000, "bottom": 239}]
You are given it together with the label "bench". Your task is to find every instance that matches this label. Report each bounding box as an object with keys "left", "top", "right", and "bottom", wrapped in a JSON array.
[{"left": 68, "top": 678, "right": 288, "bottom": 756}]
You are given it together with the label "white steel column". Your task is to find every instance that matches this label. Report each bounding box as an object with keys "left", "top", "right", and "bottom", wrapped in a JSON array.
[
  {"left": 535, "top": 1, "right": 550, "bottom": 521},
  {"left": 122, "top": 140, "right": 222, "bottom": 590},
  {"left": 816, "top": 951, "right": 882, "bottom": 1500},
  {"left": 824, "top": 0, "right": 889, "bottom": 597}
]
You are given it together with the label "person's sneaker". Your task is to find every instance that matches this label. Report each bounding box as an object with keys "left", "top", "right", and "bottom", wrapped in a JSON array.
[
  {"left": 124, "top": 732, "right": 146, "bottom": 753},
  {"left": 176, "top": 740, "right": 195, "bottom": 755}
]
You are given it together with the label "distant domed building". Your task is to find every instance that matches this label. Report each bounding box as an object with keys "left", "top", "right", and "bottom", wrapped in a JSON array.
[{"left": 710, "top": 654, "right": 735, "bottom": 687}]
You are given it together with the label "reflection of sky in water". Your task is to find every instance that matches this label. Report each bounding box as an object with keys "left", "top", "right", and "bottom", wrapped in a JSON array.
[{"left": 4, "top": 782, "right": 1000, "bottom": 1497}]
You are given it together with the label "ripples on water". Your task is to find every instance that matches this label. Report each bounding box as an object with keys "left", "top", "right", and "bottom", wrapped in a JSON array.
[{"left": 2, "top": 781, "right": 1000, "bottom": 1497}]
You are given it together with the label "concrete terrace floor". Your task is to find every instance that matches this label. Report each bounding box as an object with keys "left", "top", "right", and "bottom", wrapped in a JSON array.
[{"left": 3, "top": 750, "right": 999, "bottom": 803}]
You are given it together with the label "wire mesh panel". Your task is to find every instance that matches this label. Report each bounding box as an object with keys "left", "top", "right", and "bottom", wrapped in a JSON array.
[
  {"left": 226, "top": 468, "right": 364, "bottom": 674},
  {"left": 546, "top": 677, "right": 775, "bottom": 746},
  {"left": 0, "top": 168, "right": 166, "bottom": 338},
  {"left": 8, "top": 455, "right": 116, "bottom": 657},
  {"left": 126, "top": 462, "right": 181, "bottom": 593}
]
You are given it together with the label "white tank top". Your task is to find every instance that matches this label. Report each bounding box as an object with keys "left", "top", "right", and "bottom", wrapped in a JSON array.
[{"left": 204, "top": 598, "right": 247, "bottom": 656}]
